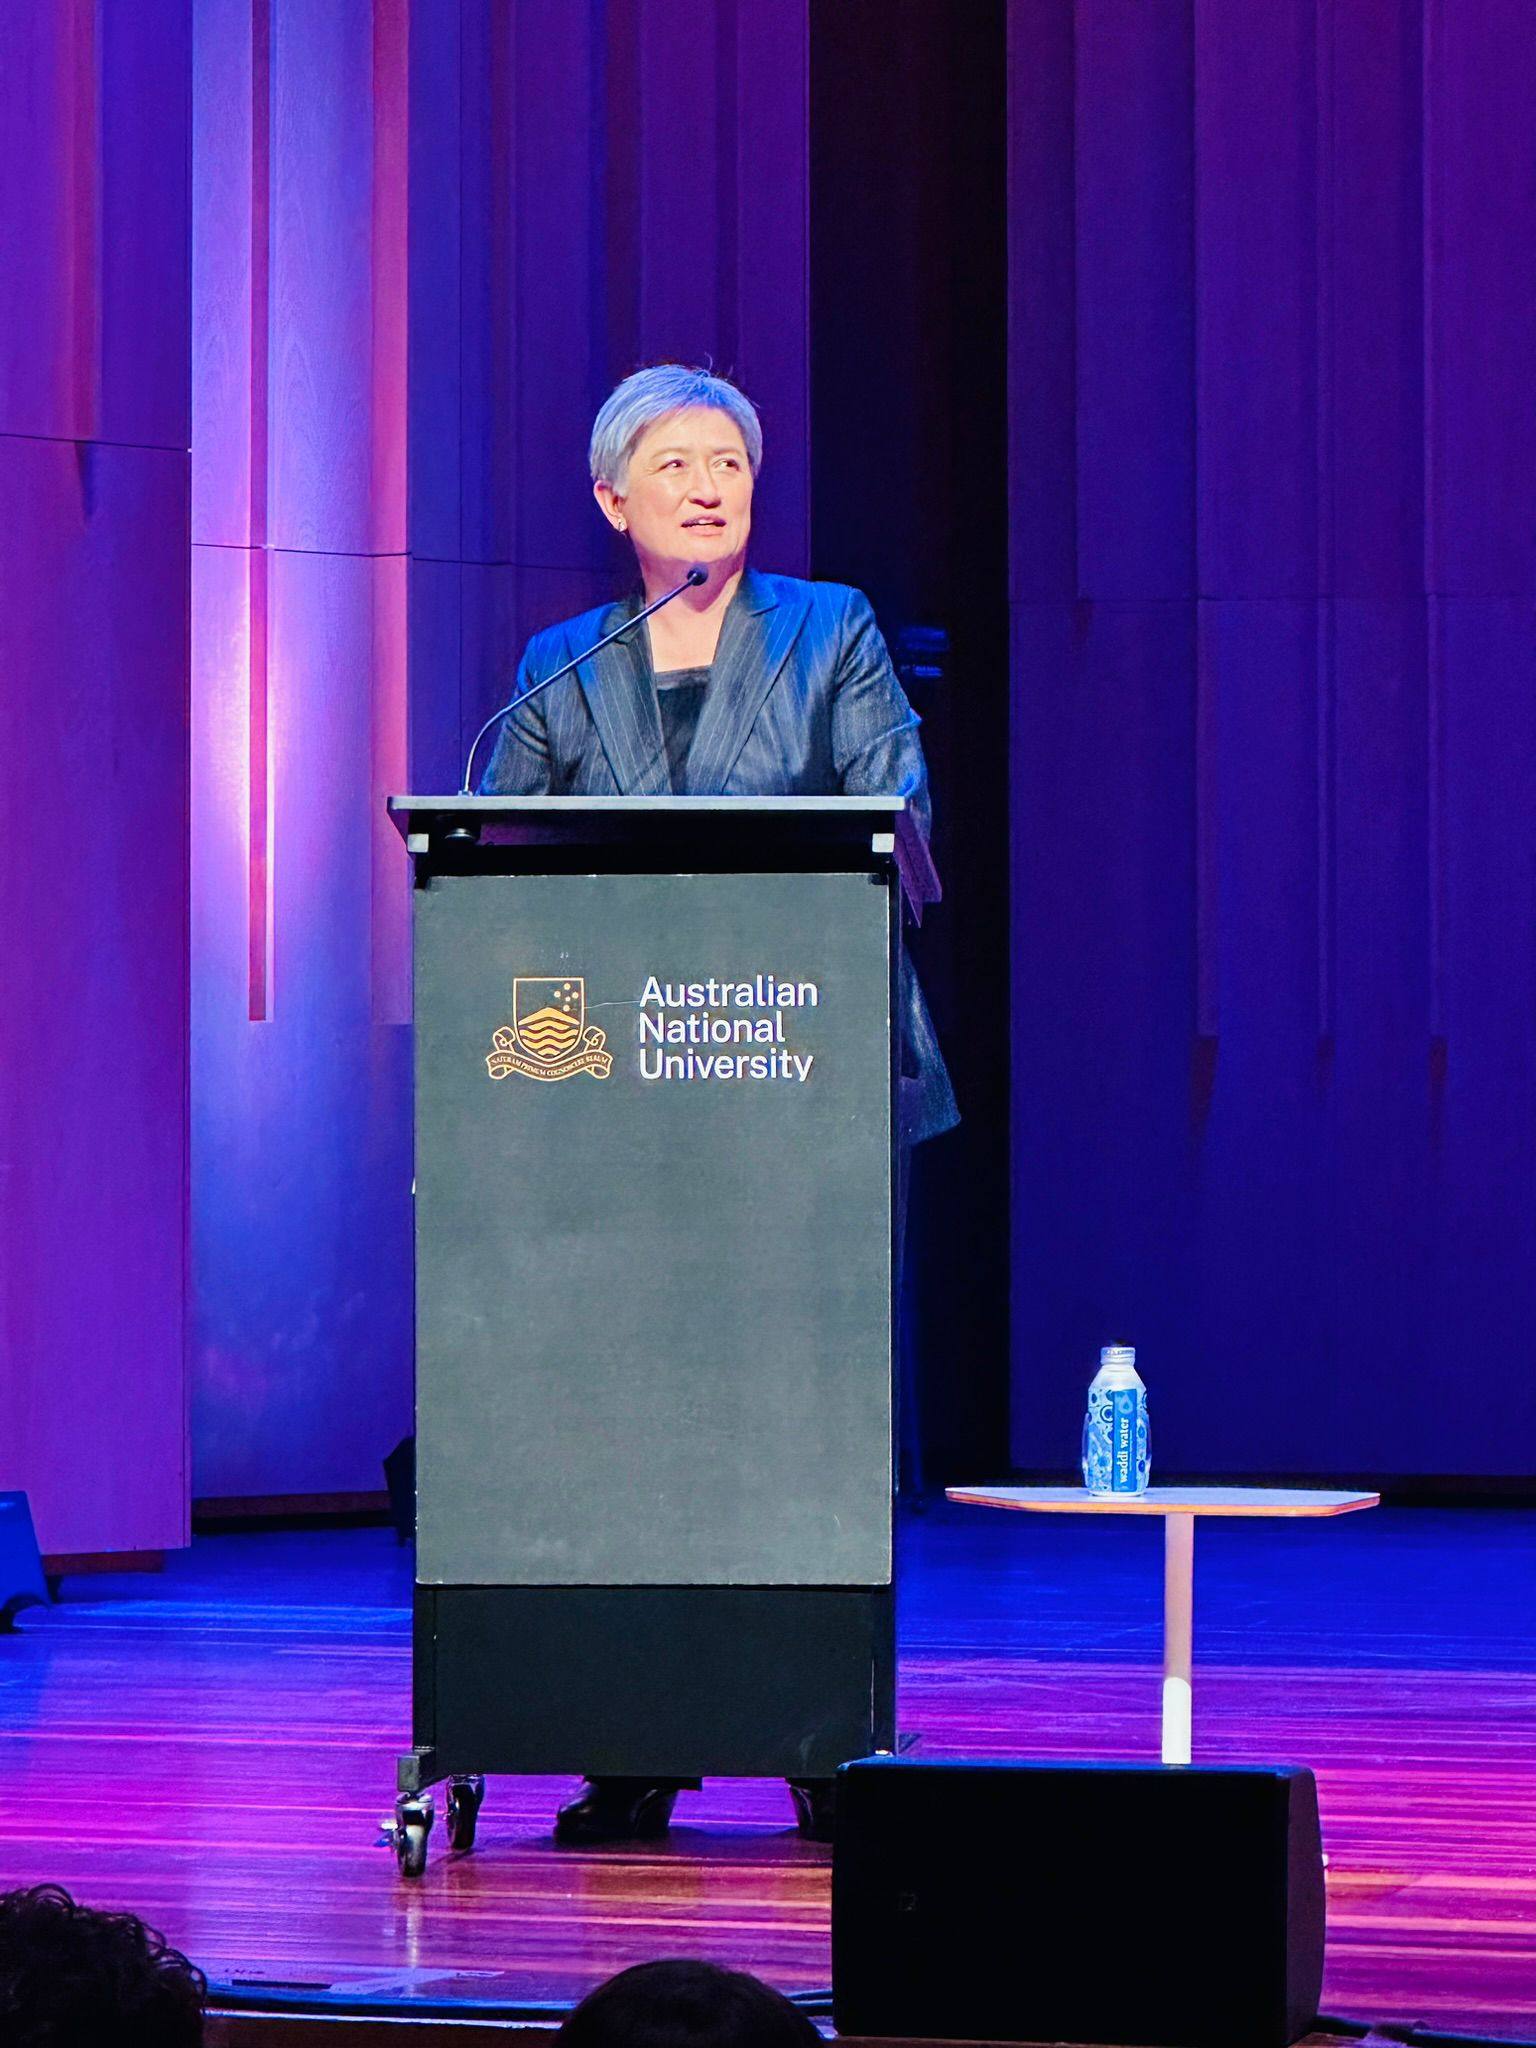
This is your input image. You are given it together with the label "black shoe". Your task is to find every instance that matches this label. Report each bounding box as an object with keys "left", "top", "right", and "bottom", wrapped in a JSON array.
[
  {"left": 786, "top": 1777, "right": 836, "bottom": 1843},
  {"left": 552, "top": 1776, "right": 695, "bottom": 1846}
]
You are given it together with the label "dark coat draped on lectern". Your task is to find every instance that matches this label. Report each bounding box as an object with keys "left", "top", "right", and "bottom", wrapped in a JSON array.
[{"left": 480, "top": 568, "right": 958, "bottom": 1144}]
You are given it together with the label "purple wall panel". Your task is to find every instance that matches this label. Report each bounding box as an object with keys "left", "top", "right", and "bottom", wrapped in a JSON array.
[
  {"left": 0, "top": 438, "right": 189, "bottom": 1556},
  {"left": 95, "top": 1, "right": 192, "bottom": 449},
  {"left": 1011, "top": 602, "right": 1198, "bottom": 1467},
  {"left": 1329, "top": 599, "right": 1433, "bottom": 1458},
  {"left": 268, "top": 2, "right": 379, "bottom": 555},
  {"left": 733, "top": 5, "right": 809, "bottom": 574},
  {"left": 1423, "top": 4, "right": 1536, "bottom": 597},
  {"left": 191, "top": 550, "right": 412, "bottom": 1495},
  {"left": 1186, "top": 602, "right": 1334, "bottom": 1470},
  {"left": 404, "top": 0, "right": 460, "bottom": 563},
  {"left": 1010, "top": 0, "right": 1536, "bottom": 1474},
  {"left": 0, "top": 2, "right": 190, "bottom": 1557},
  {"left": 405, "top": 558, "right": 464, "bottom": 794},
  {"left": 191, "top": 0, "right": 413, "bottom": 1498},
  {"left": 0, "top": 4, "right": 90, "bottom": 438},
  {"left": 452, "top": 0, "right": 514, "bottom": 569},
  {"left": 1329, "top": 0, "right": 1424, "bottom": 596},
  {"left": 511, "top": 5, "right": 606, "bottom": 575},
  {"left": 1073, "top": 0, "right": 1193, "bottom": 597},
  {"left": 1430, "top": 600, "right": 1536, "bottom": 1462},
  {"left": 191, "top": 0, "right": 256, "bottom": 547},
  {"left": 1007, "top": 0, "right": 1076, "bottom": 602},
  {"left": 636, "top": 3, "right": 729, "bottom": 364},
  {"left": 1194, "top": 0, "right": 1318, "bottom": 598},
  {"left": 0, "top": 2, "right": 188, "bottom": 449}
]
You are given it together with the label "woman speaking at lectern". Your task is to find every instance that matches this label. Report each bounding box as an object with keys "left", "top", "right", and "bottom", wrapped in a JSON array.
[{"left": 478, "top": 365, "right": 956, "bottom": 1845}]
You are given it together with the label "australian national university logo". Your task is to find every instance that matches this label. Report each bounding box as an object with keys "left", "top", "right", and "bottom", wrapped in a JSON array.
[{"left": 486, "top": 978, "right": 612, "bottom": 1083}]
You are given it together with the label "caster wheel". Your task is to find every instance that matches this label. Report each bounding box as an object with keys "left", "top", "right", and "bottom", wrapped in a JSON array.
[
  {"left": 393, "top": 1793, "right": 434, "bottom": 1878},
  {"left": 445, "top": 1775, "right": 485, "bottom": 1853}
]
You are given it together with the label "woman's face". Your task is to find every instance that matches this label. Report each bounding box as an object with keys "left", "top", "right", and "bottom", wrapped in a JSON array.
[{"left": 596, "top": 406, "right": 753, "bottom": 581}]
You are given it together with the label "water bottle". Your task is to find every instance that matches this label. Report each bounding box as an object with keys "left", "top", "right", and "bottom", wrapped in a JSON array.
[{"left": 1081, "top": 1344, "right": 1150, "bottom": 1497}]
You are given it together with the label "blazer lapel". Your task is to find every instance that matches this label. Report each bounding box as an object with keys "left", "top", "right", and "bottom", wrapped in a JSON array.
[
  {"left": 576, "top": 598, "right": 670, "bottom": 794},
  {"left": 686, "top": 570, "right": 811, "bottom": 792}
]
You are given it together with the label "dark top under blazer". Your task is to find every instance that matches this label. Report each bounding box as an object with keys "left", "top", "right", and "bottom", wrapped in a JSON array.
[{"left": 480, "top": 567, "right": 958, "bottom": 1143}]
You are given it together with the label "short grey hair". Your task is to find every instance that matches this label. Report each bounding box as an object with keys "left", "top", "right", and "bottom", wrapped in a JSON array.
[{"left": 589, "top": 365, "right": 763, "bottom": 491}]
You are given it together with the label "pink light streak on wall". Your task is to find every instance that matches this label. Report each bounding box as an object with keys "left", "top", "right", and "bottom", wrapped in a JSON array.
[{"left": 246, "top": 0, "right": 272, "bottom": 1022}]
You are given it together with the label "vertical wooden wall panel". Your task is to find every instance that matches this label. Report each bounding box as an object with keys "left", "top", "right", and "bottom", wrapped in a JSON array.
[
  {"left": 1431, "top": 602, "right": 1536, "bottom": 1464},
  {"left": 1329, "top": 598, "right": 1432, "bottom": 1457},
  {"left": 268, "top": 5, "right": 379, "bottom": 556},
  {"left": 191, "top": 0, "right": 413, "bottom": 1499},
  {"left": 403, "top": 0, "right": 460, "bottom": 566},
  {"left": 0, "top": 0, "right": 190, "bottom": 1555},
  {"left": 0, "top": 1, "right": 188, "bottom": 449},
  {"left": 1073, "top": 0, "right": 1194, "bottom": 598},
  {"left": 508, "top": 3, "right": 606, "bottom": 576},
  {"left": 1423, "top": 0, "right": 1536, "bottom": 597},
  {"left": 1006, "top": 0, "right": 1077, "bottom": 602},
  {"left": 1191, "top": 600, "right": 1333, "bottom": 1470},
  {"left": 1328, "top": 0, "right": 1424, "bottom": 597},
  {"left": 191, "top": 0, "right": 256, "bottom": 548},
  {"left": 733, "top": 6, "right": 809, "bottom": 568},
  {"left": 636, "top": 2, "right": 728, "bottom": 359},
  {"left": 1011, "top": 601, "right": 1198, "bottom": 1467},
  {"left": 1193, "top": 0, "right": 1318, "bottom": 598}
]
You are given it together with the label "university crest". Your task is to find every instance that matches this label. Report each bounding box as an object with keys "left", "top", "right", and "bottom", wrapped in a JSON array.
[{"left": 486, "top": 976, "right": 612, "bottom": 1082}]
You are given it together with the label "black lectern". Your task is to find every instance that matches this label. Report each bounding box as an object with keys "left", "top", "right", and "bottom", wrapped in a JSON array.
[{"left": 384, "top": 796, "right": 934, "bottom": 1874}]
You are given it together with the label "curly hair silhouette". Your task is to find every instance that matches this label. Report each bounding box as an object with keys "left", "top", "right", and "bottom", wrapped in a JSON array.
[{"left": 0, "top": 1884, "right": 205, "bottom": 2046}]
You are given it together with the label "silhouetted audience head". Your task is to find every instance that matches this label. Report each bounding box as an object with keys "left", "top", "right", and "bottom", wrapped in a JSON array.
[
  {"left": 0, "top": 1884, "right": 205, "bottom": 2045},
  {"left": 560, "top": 1960, "right": 821, "bottom": 2048}
]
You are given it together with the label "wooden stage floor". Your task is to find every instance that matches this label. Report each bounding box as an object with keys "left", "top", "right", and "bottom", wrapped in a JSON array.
[{"left": 0, "top": 1504, "right": 1533, "bottom": 2038}]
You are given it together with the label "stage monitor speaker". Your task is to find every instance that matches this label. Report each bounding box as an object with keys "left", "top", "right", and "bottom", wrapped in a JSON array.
[
  {"left": 832, "top": 1756, "right": 1324, "bottom": 2048},
  {"left": 0, "top": 1493, "right": 49, "bottom": 1628}
]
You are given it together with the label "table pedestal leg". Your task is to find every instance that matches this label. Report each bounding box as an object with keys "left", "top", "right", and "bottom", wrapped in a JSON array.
[{"left": 1162, "top": 1514, "right": 1194, "bottom": 1765}]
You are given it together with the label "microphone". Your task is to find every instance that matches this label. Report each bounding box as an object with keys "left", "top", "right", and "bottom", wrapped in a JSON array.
[{"left": 459, "top": 564, "right": 711, "bottom": 796}]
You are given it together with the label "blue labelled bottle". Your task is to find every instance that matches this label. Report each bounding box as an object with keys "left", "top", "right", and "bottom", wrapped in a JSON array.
[{"left": 1081, "top": 1344, "right": 1150, "bottom": 1497}]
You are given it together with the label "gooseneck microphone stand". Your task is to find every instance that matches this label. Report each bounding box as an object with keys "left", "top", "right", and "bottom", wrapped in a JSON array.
[{"left": 458, "top": 564, "right": 709, "bottom": 797}]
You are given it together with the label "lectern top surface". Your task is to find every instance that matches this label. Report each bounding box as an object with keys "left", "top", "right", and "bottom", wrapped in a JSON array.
[
  {"left": 389, "top": 792, "right": 942, "bottom": 913},
  {"left": 388, "top": 793, "right": 912, "bottom": 814}
]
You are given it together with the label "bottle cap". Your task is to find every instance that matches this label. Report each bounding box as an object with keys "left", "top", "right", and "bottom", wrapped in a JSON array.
[{"left": 1100, "top": 1344, "right": 1136, "bottom": 1368}]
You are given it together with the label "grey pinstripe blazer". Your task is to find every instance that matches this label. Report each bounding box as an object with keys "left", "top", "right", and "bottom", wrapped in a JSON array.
[{"left": 480, "top": 568, "right": 958, "bottom": 1143}]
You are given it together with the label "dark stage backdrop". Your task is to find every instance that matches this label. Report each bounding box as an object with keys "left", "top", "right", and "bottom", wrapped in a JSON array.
[{"left": 1007, "top": 0, "right": 1536, "bottom": 1476}]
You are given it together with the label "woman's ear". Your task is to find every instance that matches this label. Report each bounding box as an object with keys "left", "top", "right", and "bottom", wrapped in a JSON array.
[{"left": 593, "top": 479, "right": 628, "bottom": 533}]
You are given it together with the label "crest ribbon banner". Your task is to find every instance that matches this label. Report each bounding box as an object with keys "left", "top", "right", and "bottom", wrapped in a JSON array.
[{"left": 486, "top": 1021, "right": 611, "bottom": 1082}]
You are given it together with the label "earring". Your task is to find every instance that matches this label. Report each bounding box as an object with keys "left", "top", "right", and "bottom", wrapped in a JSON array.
[{"left": 617, "top": 518, "right": 627, "bottom": 531}]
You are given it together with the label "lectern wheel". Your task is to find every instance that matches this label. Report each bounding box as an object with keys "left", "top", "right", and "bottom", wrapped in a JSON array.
[
  {"left": 394, "top": 1794, "right": 433, "bottom": 1879},
  {"left": 445, "top": 1775, "right": 485, "bottom": 1852}
]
